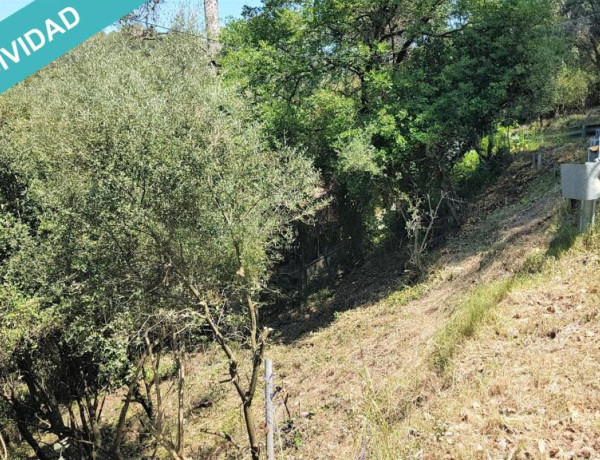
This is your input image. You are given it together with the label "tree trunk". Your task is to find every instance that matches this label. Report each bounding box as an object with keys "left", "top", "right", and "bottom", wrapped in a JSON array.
[
  {"left": 85, "top": 395, "right": 102, "bottom": 459},
  {"left": 243, "top": 402, "right": 260, "bottom": 460},
  {"left": 112, "top": 355, "right": 145, "bottom": 459},
  {"left": 204, "top": 0, "right": 221, "bottom": 60},
  {"left": 0, "top": 430, "right": 7, "bottom": 460}
]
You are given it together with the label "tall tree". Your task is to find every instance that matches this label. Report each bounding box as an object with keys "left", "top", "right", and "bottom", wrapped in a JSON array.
[
  {"left": 562, "top": 0, "right": 600, "bottom": 103},
  {"left": 121, "top": 0, "right": 163, "bottom": 23},
  {"left": 204, "top": 0, "right": 222, "bottom": 60},
  {"left": 563, "top": 0, "right": 600, "bottom": 69}
]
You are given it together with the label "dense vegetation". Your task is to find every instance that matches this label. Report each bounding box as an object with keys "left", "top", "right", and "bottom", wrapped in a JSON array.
[
  {"left": 222, "top": 0, "right": 565, "bottom": 261},
  {"left": 0, "top": 0, "right": 599, "bottom": 458},
  {"left": 0, "top": 32, "right": 318, "bottom": 459}
]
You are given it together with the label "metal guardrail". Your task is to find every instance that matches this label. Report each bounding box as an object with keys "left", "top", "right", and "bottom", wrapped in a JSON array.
[
  {"left": 547, "top": 123, "right": 600, "bottom": 139},
  {"left": 512, "top": 123, "right": 600, "bottom": 141}
]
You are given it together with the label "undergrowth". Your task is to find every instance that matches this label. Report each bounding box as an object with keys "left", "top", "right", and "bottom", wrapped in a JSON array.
[{"left": 386, "top": 283, "right": 429, "bottom": 307}]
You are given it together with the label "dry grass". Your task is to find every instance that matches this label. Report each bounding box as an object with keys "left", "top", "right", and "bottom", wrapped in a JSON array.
[
  {"left": 385, "top": 238, "right": 600, "bottom": 459},
  {"left": 89, "top": 141, "right": 600, "bottom": 460}
]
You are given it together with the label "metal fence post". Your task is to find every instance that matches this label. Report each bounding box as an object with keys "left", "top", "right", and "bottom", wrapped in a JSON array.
[
  {"left": 265, "top": 358, "right": 275, "bottom": 460},
  {"left": 579, "top": 200, "right": 597, "bottom": 232}
]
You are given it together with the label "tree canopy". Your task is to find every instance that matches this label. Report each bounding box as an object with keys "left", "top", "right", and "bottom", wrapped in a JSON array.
[
  {"left": 0, "top": 31, "right": 318, "bottom": 459},
  {"left": 221, "top": 0, "right": 564, "bottom": 258}
]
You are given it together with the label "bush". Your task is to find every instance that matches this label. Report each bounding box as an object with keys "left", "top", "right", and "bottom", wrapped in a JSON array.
[
  {"left": 519, "top": 249, "right": 547, "bottom": 274},
  {"left": 0, "top": 30, "right": 319, "bottom": 458}
]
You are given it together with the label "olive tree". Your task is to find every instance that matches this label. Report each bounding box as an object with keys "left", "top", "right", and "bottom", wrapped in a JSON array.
[{"left": 0, "top": 31, "right": 319, "bottom": 459}]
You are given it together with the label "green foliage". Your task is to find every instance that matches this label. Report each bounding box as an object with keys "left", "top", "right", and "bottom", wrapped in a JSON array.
[
  {"left": 0, "top": 285, "right": 49, "bottom": 367},
  {"left": 222, "top": 0, "right": 565, "bottom": 256},
  {"left": 562, "top": 0, "right": 600, "bottom": 102},
  {"left": 510, "top": 130, "right": 544, "bottom": 153},
  {"left": 452, "top": 150, "right": 481, "bottom": 183},
  {"left": 519, "top": 249, "right": 548, "bottom": 274},
  {"left": 547, "top": 220, "right": 580, "bottom": 258},
  {"left": 452, "top": 149, "right": 504, "bottom": 200},
  {"left": 551, "top": 66, "right": 595, "bottom": 114},
  {"left": 387, "top": 283, "right": 429, "bottom": 307},
  {"left": 0, "top": 31, "right": 319, "bottom": 456}
]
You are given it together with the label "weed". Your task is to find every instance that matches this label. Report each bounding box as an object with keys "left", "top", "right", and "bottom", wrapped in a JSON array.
[
  {"left": 357, "top": 366, "right": 422, "bottom": 460},
  {"left": 547, "top": 206, "right": 579, "bottom": 258},
  {"left": 386, "top": 283, "right": 429, "bottom": 307},
  {"left": 519, "top": 249, "right": 547, "bottom": 274},
  {"left": 293, "top": 432, "right": 303, "bottom": 449}
]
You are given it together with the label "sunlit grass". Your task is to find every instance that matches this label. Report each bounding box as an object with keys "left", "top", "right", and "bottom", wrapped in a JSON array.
[{"left": 432, "top": 276, "right": 516, "bottom": 372}]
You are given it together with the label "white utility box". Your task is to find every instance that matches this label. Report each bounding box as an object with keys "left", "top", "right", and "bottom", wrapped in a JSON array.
[{"left": 560, "top": 162, "right": 600, "bottom": 201}]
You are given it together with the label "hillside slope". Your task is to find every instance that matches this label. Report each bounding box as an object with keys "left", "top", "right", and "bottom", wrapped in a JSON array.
[
  {"left": 107, "top": 140, "right": 599, "bottom": 460},
  {"left": 254, "top": 143, "right": 594, "bottom": 460}
]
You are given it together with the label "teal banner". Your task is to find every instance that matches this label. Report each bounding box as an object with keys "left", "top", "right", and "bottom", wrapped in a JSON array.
[{"left": 0, "top": 0, "right": 146, "bottom": 95}]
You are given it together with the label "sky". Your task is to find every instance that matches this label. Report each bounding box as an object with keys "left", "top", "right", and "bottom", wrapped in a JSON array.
[
  {"left": 0, "top": 0, "right": 32, "bottom": 21},
  {"left": 219, "top": 0, "right": 262, "bottom": 21},
  {"left": 0, "top": 0, "right": 262, "bottom": 23}
]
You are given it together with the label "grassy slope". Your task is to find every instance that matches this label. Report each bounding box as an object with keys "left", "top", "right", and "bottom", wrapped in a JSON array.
[{"left": 108, "top": 138, "right": 599, "bottom": 459}]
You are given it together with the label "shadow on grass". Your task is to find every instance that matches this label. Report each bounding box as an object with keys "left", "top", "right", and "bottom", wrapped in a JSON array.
[
  {"left": 266, "top": 246, "right": 413, "bottom": 344},
  {"left": 546, "top": 212, "right": 579, "bottom": 259},
  {"left": 20, "top": 425, "right": 152, "bottom": 460},
  {"left": 268, "top": 149, "right": 568, "bottom": 346}
]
